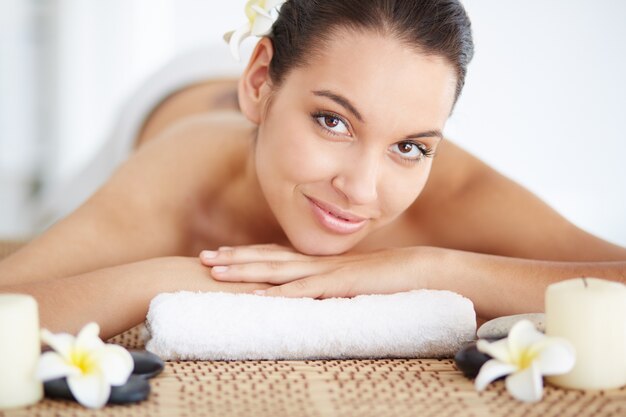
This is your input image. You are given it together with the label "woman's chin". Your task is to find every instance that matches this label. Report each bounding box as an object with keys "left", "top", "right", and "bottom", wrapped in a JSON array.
[{"left": 288, "top": 234, "right": 361, "bottom": 256}]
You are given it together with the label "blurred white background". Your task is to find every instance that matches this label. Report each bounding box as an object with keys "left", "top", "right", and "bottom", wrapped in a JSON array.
[{"left": 0, "top": 0, "right": 625, "bottom": 247}]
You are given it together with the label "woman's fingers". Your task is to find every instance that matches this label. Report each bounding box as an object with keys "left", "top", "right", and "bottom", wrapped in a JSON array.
[
  {"left": 199, "top": 244, "right": 306, "bottom": 266},
  {"left": 210, "top": 260, "right": 333, "bottom": 284},
  {"left": 255, "top": 272, "right": 356, "bottom": 299}
]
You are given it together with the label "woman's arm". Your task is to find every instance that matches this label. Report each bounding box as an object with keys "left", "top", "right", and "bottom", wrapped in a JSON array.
[
  {"left": 0, "top": 256, "right": 271, "bottom": 340},
  {"left": 195, "top": 245, "right": 625, "bottom": 325},
  {"left": 429, "top": 248, "right": 626, "bottom": 321}
]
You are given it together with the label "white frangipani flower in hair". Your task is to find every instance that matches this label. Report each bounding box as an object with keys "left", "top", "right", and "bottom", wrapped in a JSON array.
[{"left": 223, "top": 0, "right": 287, "bottom": 61}]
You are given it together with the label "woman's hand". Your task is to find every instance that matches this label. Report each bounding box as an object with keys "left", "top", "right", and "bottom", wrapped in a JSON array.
[{"left": 198, "top": 244, "right": 441, "bottom": 299}]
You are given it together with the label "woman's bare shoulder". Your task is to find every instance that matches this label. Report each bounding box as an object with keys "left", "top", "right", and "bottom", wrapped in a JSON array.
[
  {"left": 407, "top": 139, "right": 626, "bottom": 260},
  {"left": 407, "top": 138, "right": 548, "bottom": 253},
  {"left": 95, "top": 111, "right": 255, "bottom": 244},
  {"left": 116, "top": 111, "right": 254, "bottom": 199}
]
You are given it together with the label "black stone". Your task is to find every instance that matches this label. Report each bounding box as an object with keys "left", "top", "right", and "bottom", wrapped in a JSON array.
[
  {"left": 43, "top": 349, "right": 163, "bottom": 404},
  {"left": 44, "top": 375, "right": 150, "bottom": 404},
  {"left": 130, "top": 350, "right": 164, "bottom": 379},
  {"left": 454, "top": 341, "right": 493, "bottom": 379},
  {"left": 43, "top": 378, "right": 73, "bottom": 401},
  {"left": 109, "top": 375, "right": 150, "bottom": 404}
]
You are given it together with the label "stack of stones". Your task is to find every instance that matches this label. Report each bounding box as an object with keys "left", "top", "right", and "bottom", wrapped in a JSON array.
[{"left": 454, "top": 313, "right": 545, "bottom": 378}]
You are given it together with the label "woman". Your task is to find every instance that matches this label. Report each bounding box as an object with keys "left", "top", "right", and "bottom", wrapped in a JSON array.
[{"left": 1, "top": 0, "right": 625, "bottom": 340}]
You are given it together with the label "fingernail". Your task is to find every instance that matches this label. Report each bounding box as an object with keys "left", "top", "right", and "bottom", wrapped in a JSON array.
[
  {"left": 212, "top": 266, "right": 229, "bottom": 274},
  {"left": 201, "top": 250, "right": 217, "bottom": 260},
  {"left": 253, "top": 290, "right": 266, "bottom": 296}
]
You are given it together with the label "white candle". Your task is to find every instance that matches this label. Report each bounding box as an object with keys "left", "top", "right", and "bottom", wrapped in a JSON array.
[
  {"left": 0, "top": 294, "right": 43, "bottom": 409},
  {"left": 545, "top": 277, "right": 626, "bottom": 390}
]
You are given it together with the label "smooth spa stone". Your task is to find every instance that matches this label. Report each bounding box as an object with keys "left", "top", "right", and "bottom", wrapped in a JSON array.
[
  {"left": 130, "top": 350, "right": 164, "bottom": 379},
  {"left": 44, "top": 375, "right": 150, "bottom": 404},
  {"left": 476, "top": 313, "right": 546, "bottom": 340},
  {"left": 454, "top": 342, "right": 493, "bottom": 379},
  {"left": 43, "top": 350, "right": 163, "bottom": 404}
]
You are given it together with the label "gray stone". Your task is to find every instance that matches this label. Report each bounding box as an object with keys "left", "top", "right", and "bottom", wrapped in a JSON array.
[{"left": 477, "top": 313, "right": 546, "bottom": 340}]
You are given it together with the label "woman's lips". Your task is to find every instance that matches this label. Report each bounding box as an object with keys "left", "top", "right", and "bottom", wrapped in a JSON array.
[{"left": 306, "top": 196, "right": 369, "bottom": 235}]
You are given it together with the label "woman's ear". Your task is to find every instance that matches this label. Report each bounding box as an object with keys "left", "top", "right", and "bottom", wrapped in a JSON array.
[{"left": 238, "top": 37, "right": 274, "bottom": 125}]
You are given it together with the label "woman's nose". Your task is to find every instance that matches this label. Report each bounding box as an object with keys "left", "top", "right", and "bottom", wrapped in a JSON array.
[{"left": 331, "top": 151, "right": 380, "bottom": 205}]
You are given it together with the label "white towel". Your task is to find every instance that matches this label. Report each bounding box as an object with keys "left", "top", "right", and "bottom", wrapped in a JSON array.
[{"left": 144, "top": 290, "right": 477, "bottom": 361}]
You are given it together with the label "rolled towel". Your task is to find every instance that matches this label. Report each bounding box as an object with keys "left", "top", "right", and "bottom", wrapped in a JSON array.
[{"left": 145, "top": 290, "right": 477, "bottom": 361}]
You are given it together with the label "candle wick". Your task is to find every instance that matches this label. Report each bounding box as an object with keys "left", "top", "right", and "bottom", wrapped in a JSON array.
[{"left": 582, "top": 277, "right": 588, "bottom": 288}]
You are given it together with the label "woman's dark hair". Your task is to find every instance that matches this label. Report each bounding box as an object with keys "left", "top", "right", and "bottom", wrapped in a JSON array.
[{"left": 267, "top": 0, "right": 474, "bottom": 108}]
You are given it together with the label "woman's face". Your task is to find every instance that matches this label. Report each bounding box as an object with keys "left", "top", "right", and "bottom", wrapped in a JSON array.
[{"left": 254, "top": 29, "right": 457, "bottom": 255}]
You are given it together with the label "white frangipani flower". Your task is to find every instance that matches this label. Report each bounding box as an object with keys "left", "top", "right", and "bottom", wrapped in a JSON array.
[
  {"left": 223, "top": 0, "right": 287, "bottom": 61},
  {"left": 35, "top": 322, "right": 134, "bottom": 409},
  {"left": 475, "top": 319, "right": 576, "bottom": 403}
]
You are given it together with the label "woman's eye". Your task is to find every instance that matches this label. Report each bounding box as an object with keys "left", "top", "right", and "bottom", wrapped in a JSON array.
[
  {"left": 315, "top": 114, "right": 350, "bottom": 135},
  {"left": 390, "top": 141, "right": 424, "bottom": 160}
]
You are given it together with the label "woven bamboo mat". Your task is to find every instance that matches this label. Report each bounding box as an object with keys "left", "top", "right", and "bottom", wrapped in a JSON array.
[{"left": 2, "top": 241, "right": 626, "bottom": 417}]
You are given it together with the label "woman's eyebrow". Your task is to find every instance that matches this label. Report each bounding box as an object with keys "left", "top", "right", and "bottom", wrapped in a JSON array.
[
  {"left": 405, "top": 130, "right": 443, "bottom": 141},
  {"left": 311, "top": 89, "right": 443, "bottom": 140},
  {"left": 312, "top": 89, "right": 364, "bottom": 122}
]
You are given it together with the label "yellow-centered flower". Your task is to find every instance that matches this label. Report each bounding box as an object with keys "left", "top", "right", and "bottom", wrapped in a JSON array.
[
  {"left": 35, "top": 322, "right": 133, "bottom": 409},
  {"left": 475, "top": 319, "right": 575, "bottom": 402}
]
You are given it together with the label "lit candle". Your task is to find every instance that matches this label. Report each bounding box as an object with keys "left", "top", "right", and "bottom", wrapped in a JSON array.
[
  {"left": 0, "top": 294, "right": 43, "bottom": 409},
  {"left": 545, "top": 277, "right": 626, "bottom": 390}
]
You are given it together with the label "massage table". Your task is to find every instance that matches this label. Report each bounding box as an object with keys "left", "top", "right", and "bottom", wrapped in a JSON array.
[{"left": 1, "top": 241, "right": 624, "bottom": 416}]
